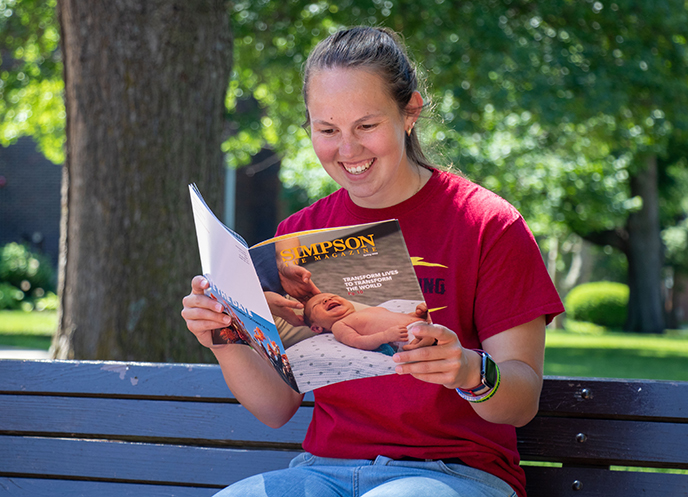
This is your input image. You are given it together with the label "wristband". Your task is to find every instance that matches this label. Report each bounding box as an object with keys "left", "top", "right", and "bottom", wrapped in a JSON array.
[{"left": 456, "top": 350, "right": 501, "bottom": 403}]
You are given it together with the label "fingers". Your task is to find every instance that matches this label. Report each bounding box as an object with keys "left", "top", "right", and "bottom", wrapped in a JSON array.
[
  {"left": 181, "top": 304, "right": 229, "bottom": 331},
  {"left": 266, "top": 292, "right": 304, "bottom": 310},
  {"left": 307, "top": 280, "right": 321, "bottom": 295},
  {"left": 281, "top": 312, "right": 306, "bottom": 327},
  {"left": 392, "top": 323, "right": 467, "bottom": 385},
  {"left": 191, "top": 275, "right": 209, "bottom": 294},
  {"left": 182, "top": 275, "right": 228, "bottom": 336},
  {"left": 415, "top": 302, "right": 429, "bottom": 319},
  {"left": 182, "top": 291, "right": 223, "bottom": 314}
]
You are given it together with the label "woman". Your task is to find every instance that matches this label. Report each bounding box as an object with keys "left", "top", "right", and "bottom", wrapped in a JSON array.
[{"left": 182, "top": 26, "right": 564, "bottom": 497}]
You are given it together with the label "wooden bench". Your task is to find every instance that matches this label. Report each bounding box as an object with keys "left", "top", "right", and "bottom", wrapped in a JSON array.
[{"left": 1, "top": 359, "right": 687, "bottom": 496}]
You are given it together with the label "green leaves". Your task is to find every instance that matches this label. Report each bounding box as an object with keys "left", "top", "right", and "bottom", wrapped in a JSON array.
[{"left": 0, "top": 0, "right": 64, "bottom": 163}]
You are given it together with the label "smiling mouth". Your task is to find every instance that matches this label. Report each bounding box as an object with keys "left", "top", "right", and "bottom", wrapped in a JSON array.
[{"left": 342, "top": 159, "right": 374, "bottom": 175}]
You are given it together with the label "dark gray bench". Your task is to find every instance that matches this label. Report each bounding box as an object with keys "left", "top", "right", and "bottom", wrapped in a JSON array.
[{"left": 1, "top": 359, "right": 686, "bottom": 496}]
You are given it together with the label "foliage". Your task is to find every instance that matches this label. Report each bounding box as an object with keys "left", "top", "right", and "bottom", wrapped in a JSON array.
[
  {"left": 0, "top": 242, "right": 55, "bottom": 299},
  {"left": 33, "top": 290, "right": 58, "bottom": 311},
  {"left": 0, "top": 0, "right": 64, "bottom": 163},
  {"left": 0, "top": 282, "right": 24, "bottom": 309},
  {"left": 565, "top": 281, "right": 629, "bottom": 328},
  {"left": 4, "top": 0, "right": 688, "bottom": 332},
  {"left": 6, "top": 0, "right": 687, "bottom": 221},
  {"left": 224, "top": 1, "right": 688, "bottom": 250}
]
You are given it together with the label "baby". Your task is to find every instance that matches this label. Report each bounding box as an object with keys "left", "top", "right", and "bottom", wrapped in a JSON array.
[{"left": 303, "top": 293, "right": 435, "bottom": 352}]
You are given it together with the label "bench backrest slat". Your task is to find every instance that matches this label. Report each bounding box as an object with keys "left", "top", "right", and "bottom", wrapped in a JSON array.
[
  {"left": 518, "top": 417, "right": 688, "bottom": 467},
  {"left": 0, "top": 360, "right": 234, "bottom": 400},
  {"left": 1, "top": 435, "right": 299, "bottom": 487},
  {"left": 536, "top": 377, "right": 688, "bottom": 421},
  {"left": 1, "top": 394, "right": 311, "bottom": 446}
]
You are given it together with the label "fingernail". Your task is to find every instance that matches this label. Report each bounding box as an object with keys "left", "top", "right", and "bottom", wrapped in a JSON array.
[
  {"left": 223, "top": 315, "right": 231, "bottom": 324},
  {"left": 215, "top": 304, "right": 223, "bottom": 312}
]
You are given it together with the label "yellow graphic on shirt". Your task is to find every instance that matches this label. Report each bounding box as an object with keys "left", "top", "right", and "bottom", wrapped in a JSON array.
[
  {"left": 411, "top": 257, "right": 448, "bottom": 268},
  {"left": 410, "top": 257, "right": 448, "bottom": 315}
]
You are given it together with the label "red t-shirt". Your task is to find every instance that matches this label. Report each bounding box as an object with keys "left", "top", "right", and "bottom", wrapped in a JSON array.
[{"left": 276, "top": 169, "right": 564, "bottom": 497}]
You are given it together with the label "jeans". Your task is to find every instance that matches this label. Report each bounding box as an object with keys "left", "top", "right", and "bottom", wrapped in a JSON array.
[{"left": 213, "top": 453, "right": 517, "bottom": 497}]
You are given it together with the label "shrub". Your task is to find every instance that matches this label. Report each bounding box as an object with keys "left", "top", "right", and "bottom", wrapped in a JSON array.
[
  {"left": 565, "top": 281, "right": 629, "bottom": 329},
  {"left": 0, "top": 243, "right": 55, "bottom": 293},
  {"left": 35, "top": 291, "right": 59, "bottom": 311},
  {"left": 0, "top": 282, "right": 24, "bottom": 310}
]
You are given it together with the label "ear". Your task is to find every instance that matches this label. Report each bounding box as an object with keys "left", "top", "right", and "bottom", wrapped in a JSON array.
[
  {"left": 405, "top": 91, "right": 424, "bottom": 124},
  {"left": 310, "top": 324, "right": 324, "bottom": 334}
]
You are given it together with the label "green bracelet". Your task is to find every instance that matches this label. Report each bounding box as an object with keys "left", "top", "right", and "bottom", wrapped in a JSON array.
[{"left": 455, "top": 356, "right": 501, "bottom": 403}]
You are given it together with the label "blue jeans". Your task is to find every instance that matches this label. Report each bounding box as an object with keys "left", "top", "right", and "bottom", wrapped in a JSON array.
[{"left": 213, "top": 453, "right": 517, "bottom": 497}]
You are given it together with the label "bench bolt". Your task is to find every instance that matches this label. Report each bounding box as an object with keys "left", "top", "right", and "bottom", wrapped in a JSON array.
[
  {"left": 572, "top": 480, "right": 583, "bottom": 491},
  {"left": 581, "top": 388, "right": 593, "bottom": 399},
  {"left": 576, "top": 433, "right": 587, "bottom": 443}
]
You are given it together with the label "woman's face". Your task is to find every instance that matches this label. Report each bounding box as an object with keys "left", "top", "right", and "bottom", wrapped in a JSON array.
[{"left": 306, "top": 68, "right": 421, "bottom": 209}]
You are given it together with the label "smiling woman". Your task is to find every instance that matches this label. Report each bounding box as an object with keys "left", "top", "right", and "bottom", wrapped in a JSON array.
[{"left": 182, "top": 26, "right": 564, "bottom": 497}]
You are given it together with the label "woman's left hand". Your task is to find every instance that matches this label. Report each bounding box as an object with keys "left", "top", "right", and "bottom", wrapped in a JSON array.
[
  {"left": 394, "top": 317, "right": 547, "bottom": 427},
  {"left": 392, "top": 323, "right": 480, "bottom": 390}
]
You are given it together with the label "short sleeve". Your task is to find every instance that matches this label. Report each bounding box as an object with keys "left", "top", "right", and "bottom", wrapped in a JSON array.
[{"left": 474, "top": 216, "right": 564, "bottom": 341}]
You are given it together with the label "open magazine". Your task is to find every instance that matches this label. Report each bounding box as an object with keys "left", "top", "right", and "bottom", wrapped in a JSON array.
[{"left": 189, "top": 184, "right": 429, "bottom": 393}]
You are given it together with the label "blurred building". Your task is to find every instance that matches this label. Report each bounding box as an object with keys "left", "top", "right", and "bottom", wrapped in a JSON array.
[{"left": 0, "top": 137, "right": 62, "bottom": 267}]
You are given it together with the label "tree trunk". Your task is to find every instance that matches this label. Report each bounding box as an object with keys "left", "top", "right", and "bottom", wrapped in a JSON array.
[
  {"left": 52, "top": 0, "right": 232, "bottom": 361},
  {"left": 624, "top": 154, "right": 665, "bottom": 333}
]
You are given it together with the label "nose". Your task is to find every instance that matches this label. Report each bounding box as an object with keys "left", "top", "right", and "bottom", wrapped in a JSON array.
[{"left": 338, "top": 133, "right": 362, "bottom": 159}]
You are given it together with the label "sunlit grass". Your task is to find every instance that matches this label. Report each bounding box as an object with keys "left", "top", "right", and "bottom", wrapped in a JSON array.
[
  {"left": 545, "top": 325, "right": 688, "bottom": 381},
  {"left": 0, "top": 310, "right": 58, "bottom": 335},
  {"left": 0, "top": 310, "right": 57, "bottom": 349}
]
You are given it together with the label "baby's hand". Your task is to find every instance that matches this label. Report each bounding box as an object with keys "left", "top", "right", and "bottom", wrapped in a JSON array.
[
  {"left": 385, "top": 325, "right": 409, "bottom": 343},
  {"left": 402, "top": 322, "right": 436, "bottom": 350}
]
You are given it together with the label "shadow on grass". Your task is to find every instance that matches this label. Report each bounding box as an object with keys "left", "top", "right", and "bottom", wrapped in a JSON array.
[{"left": 0, "top": 333, "right": 52, "bottom": 350}]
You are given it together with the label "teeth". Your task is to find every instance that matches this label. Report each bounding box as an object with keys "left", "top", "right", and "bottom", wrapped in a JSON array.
[{"left": 343, "top": 159, "right": 374, "bottom": 175}]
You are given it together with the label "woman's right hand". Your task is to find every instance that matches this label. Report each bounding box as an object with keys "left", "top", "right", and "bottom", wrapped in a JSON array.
[{"left": 181, "top": 275, "right": 231, "bottom": 348}]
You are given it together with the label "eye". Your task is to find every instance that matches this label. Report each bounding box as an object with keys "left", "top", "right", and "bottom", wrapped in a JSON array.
[{"left": 360, "top": 123, "right": 378, "bottom": 130}]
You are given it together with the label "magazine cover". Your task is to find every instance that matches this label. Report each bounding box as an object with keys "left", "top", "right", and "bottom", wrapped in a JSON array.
[{"left": 189, "top": 184, "right": 429, "bottom": 394}]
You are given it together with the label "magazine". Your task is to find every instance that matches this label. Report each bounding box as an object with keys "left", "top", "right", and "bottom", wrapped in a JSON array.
[{"left": 189, "top": 184, "right": 429, "bottom": 393}]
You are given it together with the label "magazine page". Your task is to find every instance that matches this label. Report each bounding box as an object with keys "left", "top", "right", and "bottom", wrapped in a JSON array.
[
  {"left": 250, "top": 219, "right": 429, "bottom": 393},
  {"left": 188, "top": 184, "right": 299, "bottom": 392}
]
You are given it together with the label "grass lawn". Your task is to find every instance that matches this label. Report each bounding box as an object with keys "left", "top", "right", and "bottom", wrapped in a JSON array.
[
  {"left": 545, "top": 325, "right": 688, "bottom": 382},
  {"left": 0, "top": 310, "right": 57, "bottom": 349}
]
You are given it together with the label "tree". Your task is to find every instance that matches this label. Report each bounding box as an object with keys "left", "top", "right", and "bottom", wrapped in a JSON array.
[
  {"left": 7, "top": 0, "right": 687, "bottom": 339},
  {"left": 225, "top": 0, "right": 688, "bottom": 333},
  {"left": 52, "top": 0, "right": 232, "bottom": 360}
]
